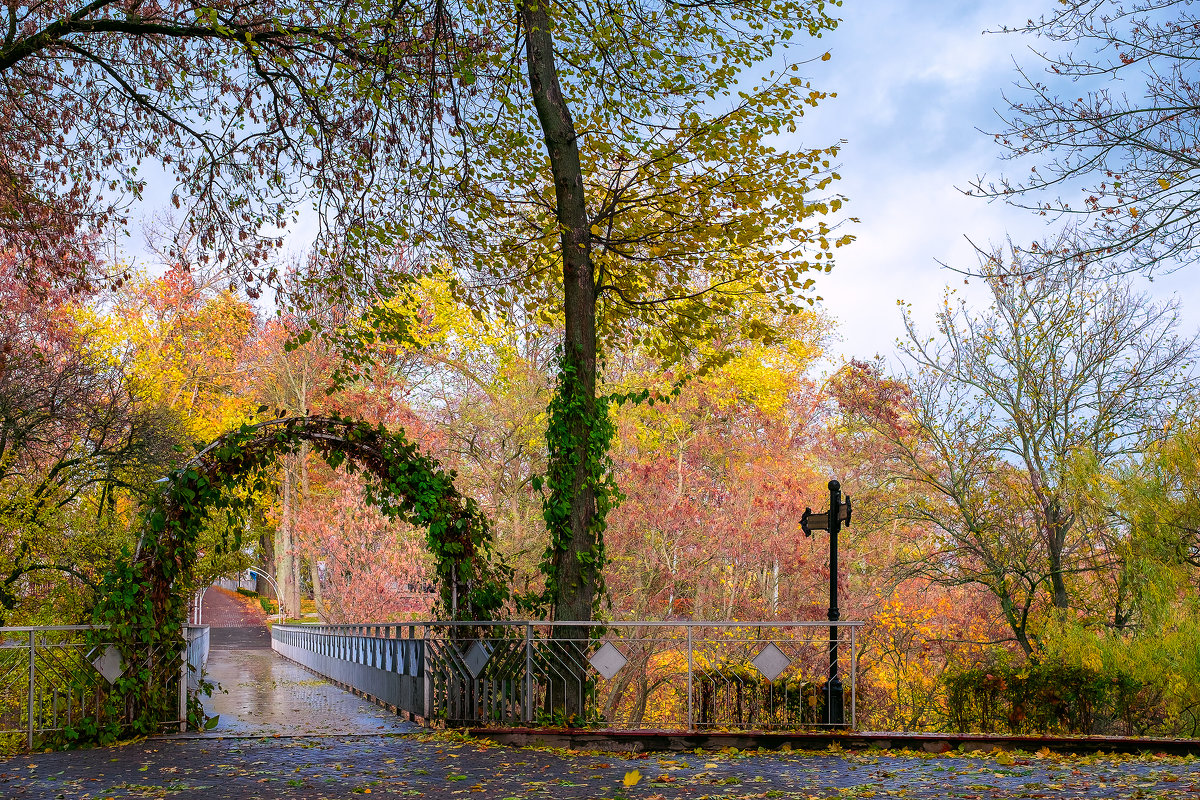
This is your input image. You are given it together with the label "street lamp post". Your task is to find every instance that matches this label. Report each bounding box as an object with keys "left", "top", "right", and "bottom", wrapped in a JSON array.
[{"left": 801, "top": 479, "right": 851, "bottom": 727}]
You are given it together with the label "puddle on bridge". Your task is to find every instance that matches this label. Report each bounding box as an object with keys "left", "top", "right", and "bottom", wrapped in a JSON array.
[{"left": 199, "top": 627, "right": 418, "bottom": 737}]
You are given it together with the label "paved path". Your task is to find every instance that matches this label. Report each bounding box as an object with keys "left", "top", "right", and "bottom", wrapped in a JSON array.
[
  {"left": 3, "top": 639, "right": 1199, "bottom": 798},
  {"left": 200, "top": 587, "right": 269, "bottom": 626},
  {"left": 200, "top": 627, "right": 413, "bottom": 737}
]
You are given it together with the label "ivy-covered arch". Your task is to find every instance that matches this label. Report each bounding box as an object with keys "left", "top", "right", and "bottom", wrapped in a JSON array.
[{"left": 88, "top": 415, "right": 510, "bottom": 740}]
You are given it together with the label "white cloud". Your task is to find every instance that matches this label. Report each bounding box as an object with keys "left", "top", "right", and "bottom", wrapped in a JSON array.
[{"left": 790, "top": 0, "right": 1200, "bottom": 375}]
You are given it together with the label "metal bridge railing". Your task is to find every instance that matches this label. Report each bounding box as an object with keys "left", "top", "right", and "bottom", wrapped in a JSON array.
[
  {"left": 0, "top": 624, "right": 211, "bottom": 750},
  {"left": 272, "top": 620, "right": 864, "bottom": 731}
]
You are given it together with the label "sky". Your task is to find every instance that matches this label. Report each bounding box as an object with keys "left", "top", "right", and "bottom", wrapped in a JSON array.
[{"left": 793, "top": 0, "right": 1200, "bottom": 368}]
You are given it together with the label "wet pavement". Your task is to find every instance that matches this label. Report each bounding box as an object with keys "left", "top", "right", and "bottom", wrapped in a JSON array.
[
  {"left": 3, "top": 635, "right": 1200, "bottom": 798},
  {"left": 201, "top": 627, "right": 415, "bottom": 737}
]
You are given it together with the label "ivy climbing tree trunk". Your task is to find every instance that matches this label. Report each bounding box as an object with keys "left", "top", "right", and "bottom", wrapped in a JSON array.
[
  {"left": 520, "top": 0, "right": 598, "bottom": 622},
  {"left": 520, "top": 0, "right": 603, "bottom": 721}
]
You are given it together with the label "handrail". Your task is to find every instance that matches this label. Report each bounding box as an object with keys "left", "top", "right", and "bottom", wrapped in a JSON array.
[
  {"left": 0, "top": 625, "right": 109, "bottom": 632},
  {"left": 2, "top": 623, "right": 211, "bottom": 749},
  {"left": 1, "top": 624, "right": 210, "bottom": 632},
  {"left": 272, "top": 620, "right": 867, "bottom": 629}
]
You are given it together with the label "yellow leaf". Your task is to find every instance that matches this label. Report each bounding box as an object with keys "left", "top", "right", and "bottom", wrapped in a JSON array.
[
  {"left": 821, "top": 52, "right": 831, "bottom": 61},
  {"left": 1158, "top": 178, "right": 1170, "bottom": 190},
  {"left": 623, "top": 770, "right": 642, "bottom": 787}
]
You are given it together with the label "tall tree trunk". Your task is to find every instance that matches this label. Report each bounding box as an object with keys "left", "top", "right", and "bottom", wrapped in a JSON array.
[
  {"left": 277, "top": 462, "right": 294, "bottom": 619},
  {"left": 520, "top": 0, "right": 599, "bottom": 722},
  {"left": 306, "top": 440, "right": 326, "bottom": 622},
  {"left": 277, "top": 462, "right": 294, "bottom": 618},
  {"left": 297, "top": 443, "right": 313, "bottom": 618},
  {"left": 257, "top": 528, "right": 275, "bottom": 599},
  {"left": 310, "top": 558, "right": 326, "bottom": 621},
  {"left": 1045, "top": 498, "right": 1071, "bottom": 611}
]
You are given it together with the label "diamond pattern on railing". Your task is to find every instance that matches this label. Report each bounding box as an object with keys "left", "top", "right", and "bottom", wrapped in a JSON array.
[
  {"left": 463, "top": 641, "right": 492, "bottom": 679},
  {"left": 587, "top": 642, "right": 628, "bottom": 680},
  {"left": 751, "top": 643, "right": 791, "bottom": 681},
  {"left": 91, "top": 645, "right": 125, "bottom": 684}
]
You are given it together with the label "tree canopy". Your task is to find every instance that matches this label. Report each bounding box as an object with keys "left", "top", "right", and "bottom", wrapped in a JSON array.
[
  {"left": 1, "top": 0, "right": 479, "bottom": 297},
  {"left": 843, "top": 243, "right": 1197, "bottom": 654}
]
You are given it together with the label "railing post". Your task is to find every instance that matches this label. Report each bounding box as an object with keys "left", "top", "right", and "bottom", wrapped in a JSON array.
[
  {"left": 179, "top": 631, "right": 189, "bottom": 732},
  {"left": 422, "top": 624, "right": 432, "bottom": 720},
  {"left": 686, "top": 625, "right": 694, "bottom": 730},
  {"left": 524, "top": 623, "right": 533, "bottom": 725},
  {"left": 850, "top": 624, "right": 857, "bottom": 730},
  {"left": 27, "top": 630, "right": 35, "bottom": 751}
]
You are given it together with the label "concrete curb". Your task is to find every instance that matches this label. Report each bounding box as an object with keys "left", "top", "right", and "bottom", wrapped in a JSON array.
[{"left": 468, "top": 727, "right": 1200, "bottom": 756}]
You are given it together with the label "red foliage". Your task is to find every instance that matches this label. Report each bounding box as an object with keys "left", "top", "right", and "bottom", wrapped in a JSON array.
[{"left": 294, "top": 471, "right": 435, "bottom": 623}]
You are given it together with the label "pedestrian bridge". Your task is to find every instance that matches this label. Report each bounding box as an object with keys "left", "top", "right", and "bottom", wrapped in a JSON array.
[
  {"left": 270, "top": 620, "right": 863, "bottom": 731},
  {"left": 2, "top": 618, "right": 862, "bottom": 748}
]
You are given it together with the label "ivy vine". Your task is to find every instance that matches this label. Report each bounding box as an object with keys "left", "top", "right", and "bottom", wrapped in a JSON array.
[
  {"left": 526, "top": 353, "right": 620, "bottom": 615},
  {"left": 79, "top": 414, "right": 509, "bottom": 744}
]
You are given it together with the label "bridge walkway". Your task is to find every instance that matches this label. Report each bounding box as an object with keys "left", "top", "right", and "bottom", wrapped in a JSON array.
[{"left": 199, "top": 626, "right": 416, "bottom": 737}]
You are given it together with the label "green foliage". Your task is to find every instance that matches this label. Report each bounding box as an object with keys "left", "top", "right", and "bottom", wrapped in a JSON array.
[
  {"left": 1032, "top": 608, "right": 1200, "bottom": 738},
  {"left": 233, "top": 586, "right": 277, "bottom": 615},
  {"left": 525, "top": 353, "right": 620, "bottom": 613},
  {"left": 78, "top": 414, "right": 510, "bottom": 746},
  {"left": 944, "top": 658, "right": 1159, "bottom": 736},
  {"left": 432, "top": 0, "right": 849, "bottom": 360}
]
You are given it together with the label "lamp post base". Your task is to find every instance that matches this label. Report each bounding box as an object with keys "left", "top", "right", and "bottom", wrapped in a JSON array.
[{"left": 823, "top": 678, "right": 845, "bottom": 727}]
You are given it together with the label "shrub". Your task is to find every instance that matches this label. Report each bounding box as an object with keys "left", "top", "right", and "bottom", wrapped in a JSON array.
[{"left": 945, "top": 659, "right": 1162, "bottom": 735}]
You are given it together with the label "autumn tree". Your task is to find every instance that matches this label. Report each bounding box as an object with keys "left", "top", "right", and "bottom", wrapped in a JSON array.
[
  {"left": 977, "top": 0, "right": 1200, "bottom": 272},
  {"left": 369, "top": 280, "right": 555, "bottom": 591},
  {"left": 1067, "top": 416, "right": 1200, "bottom": 629},
  {"left": 241, "top": 315, "right": 337, "bottom": 618},
  {"left": 0, "top": 253, "right": 184, "bottom": 624},
  {"left": 9, "top": 0, "right": 850, "bottom": 638},
  {"left": 98, "top": 265, "right": 256, "bottom": 441},
  {"left": 604, "top": 312, "right": 832, "bottom": 621},
  {"left": 406, "top": 0, "right": 851, "bottom": 634},
  {"left": 854, "top": 244, "right": 1195, "bottom": 655},
  {"left": 1, "top": 0, "right": 478, "bottom": 297},
  {"left": 294, "top": 471, "right": 435, "bottom": 622}
]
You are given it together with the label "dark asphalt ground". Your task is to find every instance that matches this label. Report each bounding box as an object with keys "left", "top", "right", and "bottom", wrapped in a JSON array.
[
  {"left": 4, "top": 733, "right": 1200, "bottom": 799},
  {"left": 3, "top": 629, "right": 1199, "bottom": 799}
]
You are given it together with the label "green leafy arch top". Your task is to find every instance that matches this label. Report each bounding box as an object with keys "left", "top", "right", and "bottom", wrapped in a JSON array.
[{"left": 90, "top": 415, "right": 509, "bottom": 738}]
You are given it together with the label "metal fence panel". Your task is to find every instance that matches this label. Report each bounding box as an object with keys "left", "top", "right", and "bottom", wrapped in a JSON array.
[
  {"left": 273, "top": 620, "right": 863, "bottom": 732},
  {"left": 1, "top": 625, "right": 212, "bottom": 750},
  {"left": 271, "top": 625, "right": 427, "bottom": 717}
]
